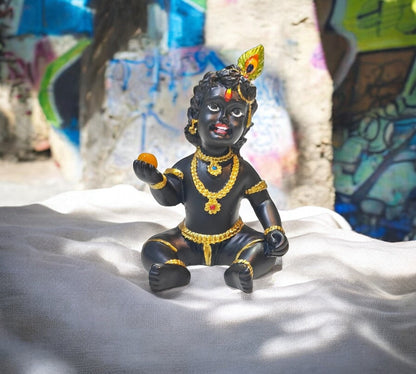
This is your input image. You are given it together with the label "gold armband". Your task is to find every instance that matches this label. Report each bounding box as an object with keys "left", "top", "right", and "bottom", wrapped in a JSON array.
[
  {"left": 150, "top": 174, "right": 167, "bottom": 190},
  {"left": 164, "top": 168, "right": 184, "bottom": 180},
  {"left": 264, "top": 225, "right": 285, "bottom": 235},
  {"left": 245, "top": 180, "right": 267, "bottom": 195}
]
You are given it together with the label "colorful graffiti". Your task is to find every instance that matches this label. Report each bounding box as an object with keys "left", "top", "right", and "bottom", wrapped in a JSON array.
[
  {"left": 14, "top": 0, "right": 93, "bottom": 36},
  {"left": 147, "top": 0, "right": 206, "bottom": 49},
  {"left": 0, "top": 0, "right": 14, "bottom": 53},
  {"left": 1, "top": 1, "right": 57, "bottom": 103},
  {"left": 329, "top": 0, "right": 416, "bottom": 241},
  {"left": 331, "top": 0, "right": 416, "bottom": 52},
  {"left": 330, "top": 0, "right": 416, "bottom": 85},
  {"left": 167, "top": 0, "right": 206, "bottom": 48},
  {"left": 38, "top": 39, "right": 90, "bottom": 146},
  {"left": 1, "top": 38, "right": 56, "bottom": 107},
  {"left": 2, "top": 0, "right": 297, "bottom": 197},
  {"left": 1, "top": 0, "right": 93, "bottom": 148}
]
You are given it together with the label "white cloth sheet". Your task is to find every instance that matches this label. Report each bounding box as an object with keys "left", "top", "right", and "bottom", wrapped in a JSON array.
[{"left": 0, "top": 185, "right": 415, "bottom": 373}]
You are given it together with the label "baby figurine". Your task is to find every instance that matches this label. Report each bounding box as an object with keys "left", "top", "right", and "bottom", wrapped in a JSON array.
[{"left": 133, "top": 45, "right": 288, "bottom": 293}]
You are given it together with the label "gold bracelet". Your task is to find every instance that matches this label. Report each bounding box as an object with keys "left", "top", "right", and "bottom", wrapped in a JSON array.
[
  {"left": 264, "top": 225, "right": 285, "bottom": 235},
  {"left": 150, "top": 174, "right": 167, "bottom": 189},
  {"left": 165, "top": 259, "right": 186, "bottom": 267}
]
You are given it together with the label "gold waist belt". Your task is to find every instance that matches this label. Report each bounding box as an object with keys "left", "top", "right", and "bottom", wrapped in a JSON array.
[{"left": 179, "top": 218, "right": 244, "bottom": 266}]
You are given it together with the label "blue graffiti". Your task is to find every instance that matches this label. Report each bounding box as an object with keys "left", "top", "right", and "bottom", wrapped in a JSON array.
[
  {"left": 110, "top": 48, "right": 225, "bottom": 100},
  {"left": 167, "top": 0, "right": 205, "bottom": 48},
  {"left": 108, "top": 47, "right": 226, "bottom": 153},
  {"left": 17, "top": 0, "right": 93, "bottom": 36}
]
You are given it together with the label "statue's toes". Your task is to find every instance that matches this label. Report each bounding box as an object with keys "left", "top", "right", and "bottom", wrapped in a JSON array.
[
  {"left": 239, "top": 271, "right": 253, "bottom": 293},
  {"left": 224, "top": 262, "right": 253, "bottom": 293},
  {"left": 149, "top": 263, "right": 190, "bottom": 292}
]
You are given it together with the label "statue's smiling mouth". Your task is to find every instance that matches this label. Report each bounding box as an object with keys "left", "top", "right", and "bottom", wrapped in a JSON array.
[{"left": 212, "top": 123, "right": 230, "bottom": 136}]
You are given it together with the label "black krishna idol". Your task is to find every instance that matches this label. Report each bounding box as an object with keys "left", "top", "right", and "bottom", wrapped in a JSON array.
[{"left": 133, "top": 45, "right": 288, "bottom": 293}]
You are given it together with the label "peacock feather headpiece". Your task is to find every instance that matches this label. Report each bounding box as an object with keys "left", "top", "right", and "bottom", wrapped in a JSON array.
[
  {"left": 237, "top": 44, "right": 265, "bottom": 81},
  {"left": 235, "top": 44, "right": 264, "bottom": 127}
]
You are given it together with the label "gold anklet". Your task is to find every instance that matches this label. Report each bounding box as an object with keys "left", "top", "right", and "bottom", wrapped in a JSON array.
[
  {"left": 264, "top": 225, "right": 285, "bottom": 235},
  {"left": 232, "top": 259, "right": 254, "bottom": 278}
]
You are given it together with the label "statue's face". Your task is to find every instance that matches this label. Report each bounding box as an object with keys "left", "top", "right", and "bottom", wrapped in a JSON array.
[{"left": 198, "top": 85, "right": 249, "bottom": 152}]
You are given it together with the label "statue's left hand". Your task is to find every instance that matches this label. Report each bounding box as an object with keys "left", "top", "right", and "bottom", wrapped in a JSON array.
[{"left": 265, "top": 230, "right": 289, "bottom": 257}]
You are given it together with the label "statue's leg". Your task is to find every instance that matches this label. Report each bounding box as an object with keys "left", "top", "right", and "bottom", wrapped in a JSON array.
[
  {"left": 141, "top": 228, "right": 192, "bottom": 292},
  {"left": 221, "top": 227, "right": 275, "bottom": 293}
]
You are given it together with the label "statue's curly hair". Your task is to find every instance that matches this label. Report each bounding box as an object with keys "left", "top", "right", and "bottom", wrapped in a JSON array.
[{"left": 184, "top": 65, "right": 258, "bottom": 153}]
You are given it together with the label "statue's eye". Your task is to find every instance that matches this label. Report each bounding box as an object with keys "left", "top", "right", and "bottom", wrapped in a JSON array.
[
  {"left": 207, "top": 103, "right": 220, "bottom": 112},
  {"left": 231, "top": 108, "right": 244, "bottom": 118}
]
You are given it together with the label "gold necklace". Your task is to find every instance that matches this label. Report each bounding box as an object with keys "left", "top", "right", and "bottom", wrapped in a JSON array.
[
  {"left": 191, "top": 152, "right": 239, "bottom": 215},
  {"left": 195, "top": 147, "right": 233, "bottom": 176}
]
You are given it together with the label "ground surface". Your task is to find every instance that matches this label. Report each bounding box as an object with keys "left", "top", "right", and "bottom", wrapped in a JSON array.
[{"left": 0, "top": 159, "right": 78, "bottom": 206}]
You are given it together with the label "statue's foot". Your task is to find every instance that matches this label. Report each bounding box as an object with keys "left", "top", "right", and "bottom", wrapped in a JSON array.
[
  {"left": 149, "top": 263, "right": 191, "bottom": 292},
  {"left": 224, "top": 262, "right": 253, "bottom": 293}
]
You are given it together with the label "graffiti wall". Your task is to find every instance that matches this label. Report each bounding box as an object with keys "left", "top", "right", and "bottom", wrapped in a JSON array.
[
  {"left": 3, "top": 0, "right": 320, "bottom": 210},
  {"left": 326, "top": 0, "right": 416, "bottom": 241},
  {"left": 38, "top": 38, "right": 90, "bottom": 147},
  {"left": 81, "top": 0, "right": 298, "bottom": 206},
  {"left": 0, "top": 0, "right": 93, "bottom": 177}
]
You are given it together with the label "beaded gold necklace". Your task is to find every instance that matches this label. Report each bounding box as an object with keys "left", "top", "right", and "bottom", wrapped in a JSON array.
[
  {"left": 191, "top": 151, "right": 239, "bottom": 215},
  {"left": 195, "top": 147, "right": 233, "bottom": 176}
]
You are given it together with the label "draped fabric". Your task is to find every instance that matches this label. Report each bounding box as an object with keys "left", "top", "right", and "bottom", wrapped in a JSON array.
[{"left": 1, "top": 185, "right": 415, "bottom": 373}]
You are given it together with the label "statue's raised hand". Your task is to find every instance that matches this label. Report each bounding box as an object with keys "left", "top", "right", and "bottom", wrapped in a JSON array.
[
  {"left": 133, "top": 153, "right": 162, "bottom": 185},
  {"left": 264, "top": 230, "right": 289, "bottom": 257}
]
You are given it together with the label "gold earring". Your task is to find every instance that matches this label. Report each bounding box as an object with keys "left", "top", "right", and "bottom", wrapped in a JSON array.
[{"left": 189, "top": 119, "right": 198, "bottom": 135}]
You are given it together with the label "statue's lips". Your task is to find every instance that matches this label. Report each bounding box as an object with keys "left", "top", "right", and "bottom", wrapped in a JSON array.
[{"left": 212, "top": 123, "right": 230, "bottom": 136}]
